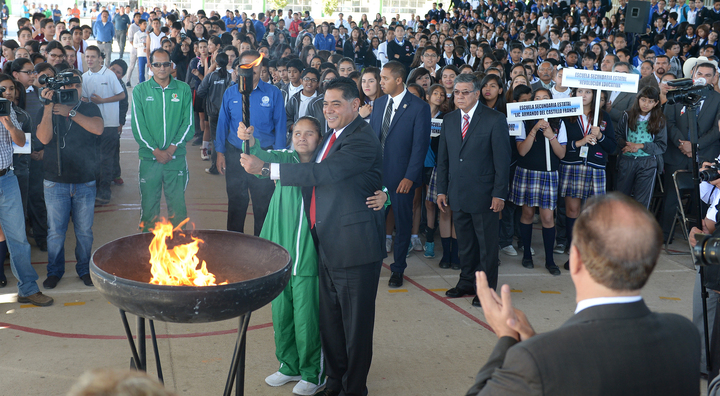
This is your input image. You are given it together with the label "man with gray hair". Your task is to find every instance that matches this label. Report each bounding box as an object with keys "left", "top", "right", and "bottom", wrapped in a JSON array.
[
  {"left": 531, "top": 61, "right": 555, "bottom": 91},
  {"left": 436, "top": 73, "right": 510, "bottom": 306}
]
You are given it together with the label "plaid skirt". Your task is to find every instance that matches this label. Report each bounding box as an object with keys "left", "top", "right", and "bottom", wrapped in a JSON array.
[
  {"left": 509, "top": 167, "right": 559, "bottom": 210},
  {"left": 426, "top": 166, "right": 439, "bottom": 203},
  {"left": 559, "top": 163, "right": 606, "bottom": 200}
]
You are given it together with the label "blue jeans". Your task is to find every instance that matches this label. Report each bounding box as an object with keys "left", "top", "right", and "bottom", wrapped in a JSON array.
[
  {"left": 44, "top": 180, "right": 96, "bottom": 278},
  {"left": 138, "top": 56, "right": 147, "bottom": 82},
  {"left": 0, "top": 170, "right": 39, "bottom": 297}
]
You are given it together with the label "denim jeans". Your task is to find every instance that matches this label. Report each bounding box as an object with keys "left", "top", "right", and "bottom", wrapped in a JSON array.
[
  {"left": 0, "top": 170, "right": 39, "bottom": 297},
  {"left": 44, "top": 180, "right": 96, "bottom": 278},
  {"left": 138, "top": 56, "right": 147, "bottom": 83}
]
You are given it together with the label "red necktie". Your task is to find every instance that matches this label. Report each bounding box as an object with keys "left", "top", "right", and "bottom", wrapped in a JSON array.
[
  {"left": 310, "top": 133, "right": 337, "bottom": 227},
  {"left": 461, "top": 113, "right": 470, "bottom": 140}
]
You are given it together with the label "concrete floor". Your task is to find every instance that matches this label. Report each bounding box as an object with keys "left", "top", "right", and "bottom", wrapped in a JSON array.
[{"left": 0, "top": 106, "right": 704, "bottom": 394}]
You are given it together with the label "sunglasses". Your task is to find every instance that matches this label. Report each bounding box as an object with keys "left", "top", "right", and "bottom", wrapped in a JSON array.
[{"left": 152, "top": 62, "right": 172, "bottom": 68}]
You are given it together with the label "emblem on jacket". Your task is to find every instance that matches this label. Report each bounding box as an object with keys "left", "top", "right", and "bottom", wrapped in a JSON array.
[
  {"left": 146, "top": 96, "right": 154, "bottom": 101},
  {"left": 261, "top": 96, "right": 270, "bottom": 107},
  {"left": 171, "top": 93, "right": 179, "bottom": 102}
]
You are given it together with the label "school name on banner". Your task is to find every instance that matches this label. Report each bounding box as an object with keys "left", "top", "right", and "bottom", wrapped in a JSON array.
[
  {"left": 562, "top": 68, "right": 639, "bottom": 93},
  {"left": 506, "top": 97, "right": 584, "bottom": 122}
]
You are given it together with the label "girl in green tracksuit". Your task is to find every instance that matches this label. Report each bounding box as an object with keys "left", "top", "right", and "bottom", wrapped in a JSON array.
[{"left": 238, "top": 116, "right": 388, "bottom": 394}]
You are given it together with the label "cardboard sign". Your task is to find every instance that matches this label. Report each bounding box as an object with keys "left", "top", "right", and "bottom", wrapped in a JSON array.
[
  {"left": 507, "top": 97, "right": 584, "bottom": 122},
  {"left": 562, "top": 68, "right": 639, "bottom": 93},
  {"left": 430, "top": 118, "right": 442, "bottom": 138}
]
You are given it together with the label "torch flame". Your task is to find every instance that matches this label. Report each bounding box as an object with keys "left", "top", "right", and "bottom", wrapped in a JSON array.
[
  {"left": 239, "top": 53, "right": 264, "bottom": 69},
  {"left": 148, "top": 219, "right": 227, "bottom": 286}
]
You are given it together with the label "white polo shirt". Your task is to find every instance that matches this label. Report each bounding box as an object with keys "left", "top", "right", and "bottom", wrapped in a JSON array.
[{"left": 82, "top": 66, "right": 124, "bottom": 128}]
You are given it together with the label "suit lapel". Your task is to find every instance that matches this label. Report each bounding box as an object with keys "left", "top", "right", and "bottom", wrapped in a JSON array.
[
  {"left": 326, "top": 116, "right": 363, "bottom": 157},
  {"left": 460, "top": 104, "right": 483, "bottom": 151},
  {"left": 388, "top": 92, "right": 412, "bottom": 133}
]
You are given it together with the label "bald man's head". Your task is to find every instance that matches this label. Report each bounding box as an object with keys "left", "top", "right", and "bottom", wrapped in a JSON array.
[{"left": 573, "top": 193, "right": 663, "bottom": 291}]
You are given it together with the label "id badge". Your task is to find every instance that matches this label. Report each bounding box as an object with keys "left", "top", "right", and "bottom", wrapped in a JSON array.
[{"left": 580, "top": 146, "right": 589, "bottom": 158}]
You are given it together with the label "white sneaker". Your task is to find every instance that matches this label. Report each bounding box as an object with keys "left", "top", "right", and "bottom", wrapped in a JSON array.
[
  {"left": 386, "top": 237, "right": 392, "bottom": 253},
  {"left": 292, "top": 379, "right": 326, "bottom": 396},
  {"left": 411, "top": 236, "right": 423, "bottom": 251},
  {"left": 201, "top": 147, "right": 210, "bottom": 160},
  {"left": 500, "top": 245, "right": 518, "bottom": 256},
  {"left": 265, "top": 371, "right": 301, "bottom": 387},
  {"left": 553, "top": 244, "right": 566, "bottom": 254}
]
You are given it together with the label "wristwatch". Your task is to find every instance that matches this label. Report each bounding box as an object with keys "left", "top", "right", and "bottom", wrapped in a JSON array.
[
  {"left": 68, "top": 110, "right": 77, "bottom": 118},
  {"left": 261, "top": 162, "right": 270, "bottom": 178}
]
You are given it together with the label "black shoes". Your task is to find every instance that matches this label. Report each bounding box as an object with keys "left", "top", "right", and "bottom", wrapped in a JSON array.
[
  {"left": 0, "top": 272, "right": 6, "bottom": 287},
  {"left": 451, "top": 262, "right": 461, "bottom": 270},
  {"left": 546, "top": 264, "right": 561, "bottom": 276},
  {"left": 43, "top": 275, "right": 60, "bottom": 289},
  {"left": 564, "top": 261, "right": 570, "bottom": 270},
  {"left": 313, "top": 389, "right": 340, "bottom": 396},
  {"left": 472, "top": 296, "right": 481, "bottom": 307},
  {"left": 81, "top": 274, "right": 93, "bottom": 286},
  {"left": 388, "top": 272, "right": 403, "bottom": 287},
  {"left": 36, "top": 240, "right": 47, "bottom": 252},
  {"left": 446, "top": 286, "right": 474, "bottom": 298},
  {"left": 522, "top": 257, "right": 534, "bottom": 269},
  {"left": 439, "top": 261, "right": 451, "bottom": 269}
]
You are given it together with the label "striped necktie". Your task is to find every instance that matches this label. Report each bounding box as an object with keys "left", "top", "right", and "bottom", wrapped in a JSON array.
[
  {"left": 380, "top": 98, "right": 393, "bottom": 154},
  {"left": 462, "top": 113, "right": 470, "bottom": 140}
]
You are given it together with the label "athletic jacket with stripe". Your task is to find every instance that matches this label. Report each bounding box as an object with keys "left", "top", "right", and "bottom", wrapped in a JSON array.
[{"left": 131, "top": 76, "right": 194, "bottom": 160}]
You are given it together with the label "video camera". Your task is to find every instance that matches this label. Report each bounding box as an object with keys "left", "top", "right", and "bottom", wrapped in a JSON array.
[
  {"left": 0, "top": 87, "right": 11, "bottom": 117},
  {"left": 700, "top": 163, "right": 720, "bottom": 182},
  {"left": 38, "top": 72, "right": 81, "bottom": 105},
  {"left": 666, "top": 77, "right": 713, "bottom": 106}
]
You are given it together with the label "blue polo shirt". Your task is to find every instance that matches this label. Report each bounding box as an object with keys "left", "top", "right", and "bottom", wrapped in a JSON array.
[
  {"left": 253, "top": 19, "right": 266, "bottom": 39},
  {"left": 113, "top": 13, "right": 130, "bottom": 31},
  {"left": 215, "top": 79, "right": 286, "bottom": 153},
  {"left": 93, "top": 20, "right": 115, "bottom": 42},
  {"left": 222, "top": 16, "right": 241, "bottom": 31}
]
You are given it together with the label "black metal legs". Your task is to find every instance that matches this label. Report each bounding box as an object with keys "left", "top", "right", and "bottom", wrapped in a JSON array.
[
  {"left": 223, "top": 313, "right": 252, "bottom": 396},
  {"left": 119, "top": 309, "right": 164, "bottom": 383}
]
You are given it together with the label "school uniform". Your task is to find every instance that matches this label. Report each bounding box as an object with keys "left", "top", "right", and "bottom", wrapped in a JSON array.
[
  {"left": 615, "top": 111, "right": 668, "bottom": 208},
  {"left": 559, "top": 111, "right": 617, "bottom": 200}
]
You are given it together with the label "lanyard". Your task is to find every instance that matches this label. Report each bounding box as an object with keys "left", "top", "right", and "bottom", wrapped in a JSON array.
[{"left": 578, "top": 115, "right": 591, "bottom": 136}]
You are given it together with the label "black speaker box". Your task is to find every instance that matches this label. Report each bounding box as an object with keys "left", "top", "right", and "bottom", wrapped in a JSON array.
[{"left": 625, "top": 1, "right": 651, "bottom": 34}]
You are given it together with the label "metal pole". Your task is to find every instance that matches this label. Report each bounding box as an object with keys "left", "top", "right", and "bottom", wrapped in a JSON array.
[
  {"left": 119, "top": 310, "right": 143, "bottom": 371},
  {"left": 137, "top": 316, "right": 147, "bottom": 371},
  {"left": 223, "top": 312, "right": 252, "bottom": 396},
  {"left": 149, "top": 320, "right": 164, "bottom": 384}
]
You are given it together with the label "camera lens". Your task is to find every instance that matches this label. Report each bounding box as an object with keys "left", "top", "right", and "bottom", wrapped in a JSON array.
[
  {"left": 700, "top": 168, "right": 720, "bottom": 182},
  {"left": 694, "top": 236, "right": 720, "bottom": 266}
]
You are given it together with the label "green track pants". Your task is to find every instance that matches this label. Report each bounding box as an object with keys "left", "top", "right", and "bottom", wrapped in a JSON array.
[
  {"left": 138, "top": 157, "right": 189, "bottom": 232},
  {"left": 272, "top": 275, "right": 325, "bottom": 385}
]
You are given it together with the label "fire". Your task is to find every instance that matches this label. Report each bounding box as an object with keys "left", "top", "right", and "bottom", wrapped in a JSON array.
[
  {"left": 148, "top": 219, "right": 227, "bottom": 286},
  {"left": 239, "top": 53, "right": 264, "bottom": 69}
]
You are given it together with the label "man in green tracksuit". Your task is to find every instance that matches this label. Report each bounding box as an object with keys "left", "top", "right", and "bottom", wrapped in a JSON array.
[
  {"left": 131, "top": 49, "right": 194, "bottom": 232},
  {"left": 238, "top": 116, "right": 388, "bottom": 396}
]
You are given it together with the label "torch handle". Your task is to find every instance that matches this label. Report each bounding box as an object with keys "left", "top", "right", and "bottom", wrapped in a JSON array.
[{"left": 242, "top": 95, "right": 251, "bottom": 153}]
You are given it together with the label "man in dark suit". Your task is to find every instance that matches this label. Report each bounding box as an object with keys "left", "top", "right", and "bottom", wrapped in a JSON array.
[
  {"left": 370, "top": 61, "right": 431, "bottom": 287},
  {"left": 248, "top": 78, "right": 385, "bottom": 396},
  {"left": 662, "top": 62, "right": 720, "bottom": 240},
  {"left": 638, "top": 54, "right": 669, "bottom": 91},
  {"left": 467, "top": 193, "right": 700, "bottom": 396},
  {"left": 436, "top": 73, "right": 511, "bottom": 306}
]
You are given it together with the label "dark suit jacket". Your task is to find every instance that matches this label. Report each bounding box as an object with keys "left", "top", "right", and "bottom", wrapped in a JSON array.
[
  {"left": 664, "top": 88, "right": 720, "bottom": 165},
  {"left": 279, "top": 115, "right": 386, "bottom": 268},
  {"left": 369, "top": 91, "right": 431, "bottom": 190},
  {"left": 436, "top": 103, "right": 511, "bottom": 213},
  {"left": 608, "top": 92, "right": 636, "bottom": 127},
  {"left": 467, "top": 301, "right": 700, "bottom": 396}
]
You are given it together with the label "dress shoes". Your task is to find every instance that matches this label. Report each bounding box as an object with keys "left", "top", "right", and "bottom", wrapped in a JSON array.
[
  {"left": 564, "top": 260, "right": 570, "bottom": 270},
  {"left": 313, "top": 389, "right": 340, "bottom": 396},
  {"left": 472, "top": 296, "right": 481, "bottom": 307},
  {"left": 451, "top": 262, "right": 461, "bottom": 270},
  {"left": 388, "top": 272, "right": 404, "bottom": 287},
  {"left": 546, "top": 264, "right": 561, "bottom": 276},
  {"left": 439, "top": 261, "right": 451, "bottom": 269},
  {"left": 445, "top": 286, "right": 474, "bottom": 298},
  {"left": 0, "top": 272, "right": 6, "bottom": 287},
  {"left": 522, "top": 258, "right": 534, "bottom": 269}
]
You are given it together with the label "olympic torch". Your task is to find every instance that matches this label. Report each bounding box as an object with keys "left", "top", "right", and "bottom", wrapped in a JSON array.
[{"left": 237, "top": 53, "right": 264, "bottom": 152}]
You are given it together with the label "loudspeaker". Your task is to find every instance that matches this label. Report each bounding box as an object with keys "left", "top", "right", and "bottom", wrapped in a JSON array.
[{"left": 625, "top": 1, "right": 650, "bottom": 34}]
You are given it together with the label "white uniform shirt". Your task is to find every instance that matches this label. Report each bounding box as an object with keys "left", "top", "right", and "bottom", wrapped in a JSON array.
[{"left": 82, "top": 66, "right": 124, "bottom": 128}]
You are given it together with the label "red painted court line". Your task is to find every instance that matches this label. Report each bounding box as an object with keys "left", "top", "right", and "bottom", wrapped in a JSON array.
[
  {"left": 382, "top": 263, "right": 494, "bottom": 333},
  {"left": 0, "top": 321, "right": 273, "bottom": 340}
]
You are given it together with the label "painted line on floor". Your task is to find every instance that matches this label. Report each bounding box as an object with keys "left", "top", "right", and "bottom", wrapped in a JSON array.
[
  {"left": 511, "top": 289, "right": 522, "bottom": 293},
  {"left": 383, "top": 263, "right": 494, "bottom": 333},
  {"left": 387, "top": 289, "right": 407, "bottom": 293},
  {"left": 64, "top": 302, "right": 86, "bottom": 306},
  {"left": 660, "top": 296, "right": 681, "bottom": 301},
  {"left": 540, "top": 290, "right": 561, "bottom": 294},
  {"left": 0, "top": 321, "right": 273, "bottom": 340},
  {"left": 428, "top": 288, "right": 448, "bottom": 292},
  {"left": 19, "top": 304, "right": 38, "bottom": 309}
]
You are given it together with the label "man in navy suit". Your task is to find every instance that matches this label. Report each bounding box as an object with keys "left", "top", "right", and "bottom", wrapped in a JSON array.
[{"left": 370, "top": 61, "right": 431, "bottom": 287}]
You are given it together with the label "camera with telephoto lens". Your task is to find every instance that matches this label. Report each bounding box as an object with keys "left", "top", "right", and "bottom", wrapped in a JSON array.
[
  {"left": 700, "top": 163, "right": 720, "bottom": 182},
  {"left": 0, "top": 87, "right": 11, "bottom": 117},
  {"left": 666, "top": 77, "right": 714, "bottom": 106},
  {"left": 38, "top": 72, "right": 81, "bottom": 105}
]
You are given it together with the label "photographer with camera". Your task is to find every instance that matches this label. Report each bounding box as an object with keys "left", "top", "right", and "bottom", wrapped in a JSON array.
[
  {"left": 662, "top": 60, "right": 720, "bottom": 243},
  {"left": 36, "top": 69, "right": 104, "bottom": 290}
]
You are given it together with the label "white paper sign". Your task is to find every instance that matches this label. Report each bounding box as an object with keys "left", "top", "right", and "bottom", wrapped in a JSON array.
[
  {"left": 562, "top": 68, "right": 639, "bottom": 93},
  {"left": 507, "top": 97, "right": 584, "bottom": 122},
  {"left": 430, "top": 118, "right": 442, "bottom": 138},
  {"left": 508, "top": 121, "right": 523, "bottom": 137},
  {"left": 12, "top": 133, "right": 31, "bottom": 154}
]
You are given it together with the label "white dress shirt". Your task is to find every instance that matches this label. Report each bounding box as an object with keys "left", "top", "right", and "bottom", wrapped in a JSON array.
[
  {"left": 575, "top": 296, "right": 643, "bottom": 314},
  {"left": 382, "top": 88, "right": 407, "bottom": 127}
]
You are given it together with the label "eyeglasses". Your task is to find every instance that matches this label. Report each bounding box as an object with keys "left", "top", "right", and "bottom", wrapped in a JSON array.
[
  {"left": 423, "top": 53, "right": 437, "bottom": 58},
  {"left": 17, "top": 70, "right": 37, "bottom": 75},
  {"left": 453, "top": 89, "right": 476, "bottom": 96},
  {"left": 152, "top": 62, "right": 172, "bottom": 68},
  {"left": 302, "top": 77, "right": 318, "bottom": 83},
  {"left": 444, "top": 43, "right": 454, "bottom": 47}
]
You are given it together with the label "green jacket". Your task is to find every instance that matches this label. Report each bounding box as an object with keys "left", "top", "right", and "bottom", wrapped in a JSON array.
[
  {"left": 131, "top": 76, "right": 194, "bottom": 160},
  {"left": 250, "top": 141, "right": 318, "bottom": 277}
]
